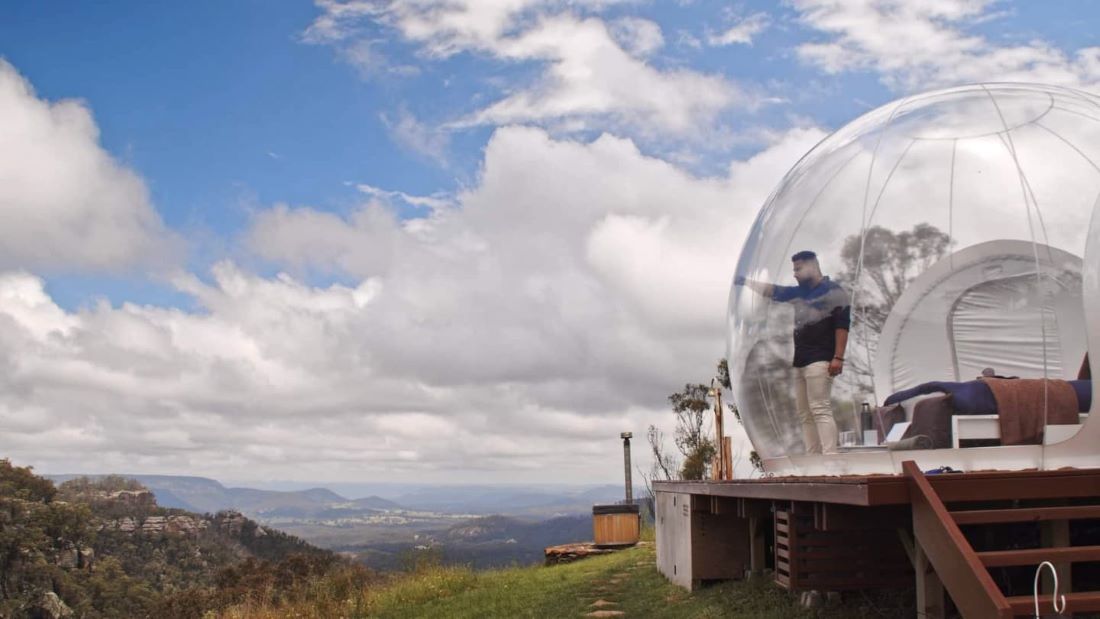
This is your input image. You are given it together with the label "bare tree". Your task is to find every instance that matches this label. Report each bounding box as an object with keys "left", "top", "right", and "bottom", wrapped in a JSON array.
[
  {"left": 839, "top": 223, "right": 951, "bottom": 391},
  {"left": 840, "top": 223, "right": 951, "bottom": 335},
  {"left": 645, "top": 424, "right": 676, "bottom": 481}
]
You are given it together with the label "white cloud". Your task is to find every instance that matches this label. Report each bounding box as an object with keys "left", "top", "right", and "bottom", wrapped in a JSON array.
[
  {"left": 707, "top": 12, "right": 770, "bottom": 47},
  {"left": 456, "top": 15, "right": 743, "bottom": 136},
  {"left": 609, "top": 16, "right": 665, "bottom": 57},
  {"left": 301, "top": 0, "right": 380, "bottom": 43},
  {"left": 308, "top": 1, "right": 751, "bottom": 138},
  {"left": 356, "top": 182, "right": 454, "bottom": 211},
  {"left": 793, "top": 0, "right": 1100, "bottom": 91},
  {"left": 1, "top": 124, "right": 823, "bottom": 483},
  {"left": 0, "top": 60, "right": 179, "bottom": 273},
  {"left": 245, "top": 202, "right": 399, "bottom": 277},
  {"left": 380, "top": 107, "right": 450, "bottom": 164}
]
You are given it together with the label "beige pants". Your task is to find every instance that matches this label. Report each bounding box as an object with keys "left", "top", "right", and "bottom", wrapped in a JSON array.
[{"left": 795, "top": 361, "right": 837, "bottom": 454}]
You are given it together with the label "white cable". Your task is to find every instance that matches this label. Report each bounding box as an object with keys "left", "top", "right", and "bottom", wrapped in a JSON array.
[{"left": 1033, "top": 560, "right": 1067, "bottom": 618}]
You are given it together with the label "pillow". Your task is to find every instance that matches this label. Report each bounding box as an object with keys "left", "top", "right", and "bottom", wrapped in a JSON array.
[
  {"left": 873, "top": 403, "right": 904, "bottom": 444},
  {"left": 902, "top": 393, "right": 953, "bottom": 449}
]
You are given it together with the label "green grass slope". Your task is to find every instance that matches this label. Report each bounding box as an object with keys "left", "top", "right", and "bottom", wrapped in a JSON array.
[{"left": 223, "top": 542, "right": 911, "bottom": 619}]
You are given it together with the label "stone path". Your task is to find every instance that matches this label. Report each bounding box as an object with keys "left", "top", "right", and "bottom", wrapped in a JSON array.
[{"left": 579, "top": 558, "right": 655, "bottom": 618}]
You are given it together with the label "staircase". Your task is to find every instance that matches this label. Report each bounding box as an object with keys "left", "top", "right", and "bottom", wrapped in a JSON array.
[{"left": 904, "top": 461, "right": 1100, "bottom": 617}]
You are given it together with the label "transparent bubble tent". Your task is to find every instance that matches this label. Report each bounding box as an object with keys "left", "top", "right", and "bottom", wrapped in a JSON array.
[{"left": 728, "top": 83, "right": 1100, "bottom": 476}]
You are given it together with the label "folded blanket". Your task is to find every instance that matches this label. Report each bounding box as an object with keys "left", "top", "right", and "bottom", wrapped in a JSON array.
[
  {"left": 884, "top": 379, "right": 1092, "bottom": 414},
  {"left": 981, "top": 378, "right": 1079, "bottom": 445},
  {"left": 884, "top": 380, "right": 996, "bottom": 413}
]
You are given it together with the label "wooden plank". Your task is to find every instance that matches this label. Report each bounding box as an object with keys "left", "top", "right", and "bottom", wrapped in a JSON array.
[
  {"left": 659, "top": 479, "right": 882, "bottom": 505},
  {"left": 817, "top": 504, "right": 909, "bottom": 531},
  {"left": 777, "top": 499, "right": 912, "bottom": 592},
  {"left": 722, "top": 437, "right": 732, "bottom": 481},
  {"left": 930, "top": 471, "right": 1100, "bottom": 504},
  {"left": 788, "top": 549, "right": 909, "bottom": 561},
  {"left": 951, "top": 504, "right": 1100, "bottom": 525},
  {"left": 796, "top": 557, "right": 909, "bottom": 570},
  {"left": 1007, "top": 592, "right": 1100, "bottom": 615},
  {"left": 656, "top": 468, "right": 1100, "bottom": 508},
  {"left": 904, "top": 461, "right": 1012, "bottom": 619},
  {"left": 593, "top": 513, "right": 640, "bottom": 546},
  {"left": 736, "top": 498, "right": 771, "bottom": 519},
  {"left": 792, "top": 575, "right": 912, "bottom": 589},
  {"left": 977, "top": 545, "right": 1100, "bottom": 567}
]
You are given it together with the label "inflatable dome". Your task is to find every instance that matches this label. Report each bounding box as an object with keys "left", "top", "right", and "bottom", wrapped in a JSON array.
[{"left": 728, "top": 83, "right": 1100, "bottom": 476}]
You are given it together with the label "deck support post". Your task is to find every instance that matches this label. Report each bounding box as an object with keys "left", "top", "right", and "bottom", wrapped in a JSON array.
[
  {"left": 1040, "top": 519, "right": 1072, "bottom": 594},
  {"left": 914, "top": 539, "right": 946, "bottom": 619},
  {"left": 900, "top": 528, "right": 945, "bottom": 619},
  {"left": 748, "top": 515, "right": 767, "bottom": 577}
]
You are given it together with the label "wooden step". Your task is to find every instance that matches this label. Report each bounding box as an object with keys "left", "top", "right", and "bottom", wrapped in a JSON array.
[
  {"left": 952, "top": 504, "right": 1100, "bottom": 525},
  {"left": 978, "top": 545, "right": 1100, "bottom": 567},
  {"left": 1007, "top": 591, "right": 1100, "bottom": 616}
]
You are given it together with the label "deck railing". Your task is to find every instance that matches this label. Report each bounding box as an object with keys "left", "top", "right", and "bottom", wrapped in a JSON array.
[{"left": 903, "top": 460, "right": 1012, "bottom": 619}]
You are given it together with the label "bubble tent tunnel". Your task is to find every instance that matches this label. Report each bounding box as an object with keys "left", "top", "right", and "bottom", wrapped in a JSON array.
[{"left": 655, "top": 84, "right": 1100, "bottom": 615}]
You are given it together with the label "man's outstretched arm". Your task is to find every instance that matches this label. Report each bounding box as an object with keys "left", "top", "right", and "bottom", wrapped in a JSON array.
[{"left": 735, "top": 276, "right": 775, "bottom": 298}]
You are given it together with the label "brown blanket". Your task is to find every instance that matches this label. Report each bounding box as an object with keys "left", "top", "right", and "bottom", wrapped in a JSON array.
[{"left": 980, "top": 378, "right": 1079, "bottom": 445}]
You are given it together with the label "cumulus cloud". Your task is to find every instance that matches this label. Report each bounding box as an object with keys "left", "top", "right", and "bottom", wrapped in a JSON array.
[
  {"left": 456, "top": 15, "right": 742, "bottom": 136},
  {"left": 245, "top": 202, "right": 400, "bottom": 277},
  {"left": 707, "top": 12, "right": 770, "bottom": 47},
  {"left": 609, "top": 17, "right": 665, "bottom": 57},
  {"left": 1, "top": 125, "right": 823, "bottom": 482},
  {"left": 0, "top": 60, "right": 179, "bottom": 273},
  {"left": 307, "top": 0, "right": 750, "bottom": 138},
  {"left": 793, "top": 0, "right": 1100, "bottom": 91}
]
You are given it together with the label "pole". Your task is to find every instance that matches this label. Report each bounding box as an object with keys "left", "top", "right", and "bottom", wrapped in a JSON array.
[
  {"left": 620, "top": 432, "right": 633, "bottom": 504},
  {"left": 711, "top": 379, "right": 725, "bottom": 480}
]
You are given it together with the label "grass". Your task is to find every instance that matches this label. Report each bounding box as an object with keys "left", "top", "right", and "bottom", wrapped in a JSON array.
[{"left": 219, "top": 532, "right": 914, "bottom": 618}]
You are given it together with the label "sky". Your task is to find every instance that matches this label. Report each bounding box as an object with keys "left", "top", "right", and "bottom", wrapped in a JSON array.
[{"left": 2, "top": 0, "right": 1100, "bottom": 485}]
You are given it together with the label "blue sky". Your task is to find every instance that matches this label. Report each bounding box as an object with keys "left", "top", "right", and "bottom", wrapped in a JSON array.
[
  {"left": 2, "top": 0, "right": 1100, "bottom": 483},
  {"left": 2, "top": 0, "right": 889, "bottom": 286}
]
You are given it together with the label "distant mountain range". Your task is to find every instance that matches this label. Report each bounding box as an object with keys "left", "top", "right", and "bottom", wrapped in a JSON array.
[
  {"left": 47, "top": 474, "right": 640, "bottom": 518},
  {"left": 44, "top": 472, "right": 647, "bottom": 572},
  {"left": 47, "top": 474, "right": 400, "bottom": 518},
  {"left": 386, "top": 484, "right": 640, "bottom": 516}
]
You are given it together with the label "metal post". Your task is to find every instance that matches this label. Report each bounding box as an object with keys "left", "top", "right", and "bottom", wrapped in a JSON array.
[{"left": 621, "top": 432, "right": 633, "bottom": 504}]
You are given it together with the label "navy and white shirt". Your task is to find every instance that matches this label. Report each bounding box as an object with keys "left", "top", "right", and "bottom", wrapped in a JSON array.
[{"left": 771, "top": 277, "right": 851, "bottom": 368}]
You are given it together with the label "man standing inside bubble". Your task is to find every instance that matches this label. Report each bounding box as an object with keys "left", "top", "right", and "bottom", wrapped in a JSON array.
[{"left": 736, "top": 251, "right": 851, "bottom": 454}]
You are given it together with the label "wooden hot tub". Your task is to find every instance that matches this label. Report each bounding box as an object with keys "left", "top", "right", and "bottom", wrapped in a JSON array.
[{"left": 592, "top": 503, "right": 640, "bottom": 547}]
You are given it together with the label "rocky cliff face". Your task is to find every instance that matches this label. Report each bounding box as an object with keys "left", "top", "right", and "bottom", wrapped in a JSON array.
[
  {"left": 4, "top": 462, "right": 336, "bottom": 619},
  {"left": 101, "top": 509, "right": 275, "bottom": 538},
  {"left": 214, "top": 510, "right": 250, "bottom": 536},
  {"left": 103, "top": 513, "right": 209, "bottom": 535}
]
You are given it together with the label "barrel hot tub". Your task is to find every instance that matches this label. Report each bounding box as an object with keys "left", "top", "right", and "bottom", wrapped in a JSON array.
[{"left": 592, "top": 503, "right": 640, "bottom": 547}]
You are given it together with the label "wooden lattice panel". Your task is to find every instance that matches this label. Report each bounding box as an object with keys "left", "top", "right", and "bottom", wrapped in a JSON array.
[{"left": 775, "top": 502, "right": 912, "bottom": 591}]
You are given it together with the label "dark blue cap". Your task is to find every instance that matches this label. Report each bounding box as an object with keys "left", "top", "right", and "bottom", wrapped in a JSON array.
[{"left": 791, "top": 250, "right": 817, "bottom": 262}]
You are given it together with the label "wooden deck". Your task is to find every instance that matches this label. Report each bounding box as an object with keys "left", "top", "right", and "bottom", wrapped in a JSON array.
[
  {"left": 655, "top": 467, "right": 1100, "bottom": 617},
  {"left": 655, "top": 467, "right": 1100, "bottom": 506}
]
